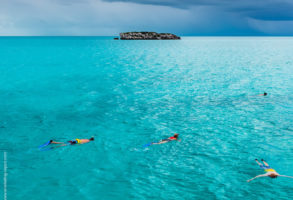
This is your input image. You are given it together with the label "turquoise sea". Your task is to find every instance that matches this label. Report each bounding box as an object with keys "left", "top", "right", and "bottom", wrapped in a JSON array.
[{"left": 0, "top": 37, "right": 293, "bottom": 199}]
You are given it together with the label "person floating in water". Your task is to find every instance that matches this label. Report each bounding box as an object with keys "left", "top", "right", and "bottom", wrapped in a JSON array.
[
  {"left": 258, "top": 92, "right": 267, "bottom": 96},
  {"left": 152, "top": 133, "right": 180, "bottom": 145},
  {"left": 39, "top": 137, "right": 94, "bottom": 150},
  {"left": 143, "top": 133, "right": 180, "bottom": 147},
  {"left": 247, "top": 159, "right": 293, "bottom": 182}
]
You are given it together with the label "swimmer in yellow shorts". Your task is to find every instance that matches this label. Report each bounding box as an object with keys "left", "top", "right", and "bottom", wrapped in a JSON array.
[
  {"left": 247, "top": 159, "right": 293, "bottom": 182},
  {"left": 49, "top": 137, "right": 94, "bottom": 145},
  {"left": 66, "top": 138, "right": 94, "bottom": 145},
  {"left": 39, "top": 137, "right": 94, "bottom": 150}
]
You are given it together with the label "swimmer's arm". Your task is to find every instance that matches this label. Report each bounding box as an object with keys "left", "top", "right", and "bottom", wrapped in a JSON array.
[
  {"left": 278, "top": 175, "right": 293, "bottom": 179},
  {"left": 247, "top": 174, "right": 267, "bottom": 182}
]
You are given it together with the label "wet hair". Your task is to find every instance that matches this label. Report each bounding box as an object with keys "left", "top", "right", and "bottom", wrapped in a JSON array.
[
  {"left": 89, "top": 137, "right": 94, "bottom": 141},
  {"left": 174, "top": 133, "right": 179, "bottom": 138},
  {"left": 269, "top": 174, "right": 278, "bottom": 178},
  {"left": 264, "top": 92, "right": 267, "bottom": 96},
  {"left": 50, "top": 140, "right": 53, "bottom": 143},
  {"left": 69, "top": 140, "right": 77, "bottom": 144}
]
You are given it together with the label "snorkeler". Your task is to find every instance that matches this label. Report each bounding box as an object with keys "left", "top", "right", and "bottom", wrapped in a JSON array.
[
  {"left": 152, "top": 133, "right": 180, "bottom": 145},
  {"left": 67, "top": 138, "right": 94, "bottom": 145},
  {"left": 39, "top": 137, "right": 94, "bottom": 150},
  {"left": 143, "top": 133, "right": 180, "bottom": 147},
  {"left": 258, "top": 92, "right": 267, "bottom": 96},
  {"left": 247, "top": 159, "right": 293, "bottom": 182}
]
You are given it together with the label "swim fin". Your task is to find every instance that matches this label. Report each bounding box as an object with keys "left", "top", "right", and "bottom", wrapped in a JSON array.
[
  {"left": 143, "top": 143, "right": 152, "bottom": 148},
  {"left": 38, "top": 141, "right": 51, "bottom": 149}
]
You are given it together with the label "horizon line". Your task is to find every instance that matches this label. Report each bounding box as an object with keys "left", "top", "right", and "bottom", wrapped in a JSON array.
[{"left": 0, "top": 35, "right": 293, "bottom": 37}]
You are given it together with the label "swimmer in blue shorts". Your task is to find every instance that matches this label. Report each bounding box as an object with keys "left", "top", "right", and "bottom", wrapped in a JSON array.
[{"left": 247, "top": 159, "right": 293, "bottom": 182}]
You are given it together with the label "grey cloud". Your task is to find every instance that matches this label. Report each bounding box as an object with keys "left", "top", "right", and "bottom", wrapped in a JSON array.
[
  {"left": 102, "top": 0, "right": 293, "bottom": 20},
  {"left": 0, "top": 0, "right": 292, "bottom": 35},
  {"left": 0, "top": 0, "right": 201, "bottom": 36},
  {"left": 227, "top": 1, "right": 293, "bottom": 21},
  {"left": 248, "top": 18, "right": 293, "bottom": 35}
]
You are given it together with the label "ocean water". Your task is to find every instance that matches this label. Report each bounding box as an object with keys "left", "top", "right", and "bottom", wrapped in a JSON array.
[{"left": 0, "top": 37, "right": 293, "bottom": 199}]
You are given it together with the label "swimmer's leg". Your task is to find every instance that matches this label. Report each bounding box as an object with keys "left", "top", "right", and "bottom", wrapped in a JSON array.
[
  {"left": 45, "top": 144, "right": 69, "bottom": 150},
  {"left": 40, "top": 144, "right": 69, "bottom": 151},
  {"left": 54, "top": 144, "right": 69, "bottom": 148},
  {"left": 261, "top": 159, "right": 269, "bottom": 167},
  {"left": 152, "top": 140, "right": 169, "bottom": 145},
  {"left": 255, "top": 159, "right": 266, "bottom": 169},
  {"left": 255, "top": 159, "right": 263, "bottom": 166},
  {"left": 51, "top": 140, "right": 65, "bottom": 144}
]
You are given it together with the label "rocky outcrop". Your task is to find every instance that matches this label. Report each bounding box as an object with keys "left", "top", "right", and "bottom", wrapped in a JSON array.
[{"left": 119, "top": 32, "right": 180, "bottom": 40}]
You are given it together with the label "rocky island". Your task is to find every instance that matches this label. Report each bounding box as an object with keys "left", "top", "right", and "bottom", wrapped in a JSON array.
[{"left": 119, "top": 32, "right": 180, "bottom": 40}]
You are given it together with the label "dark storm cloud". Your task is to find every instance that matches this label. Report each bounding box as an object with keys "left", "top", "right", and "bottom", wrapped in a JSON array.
[
  {"left": 0, "top": 0, "right": 292, "bottom": 35},
  {"left": 102, "top": 0, "right": 293, "bottom": 21},
  {"left": 228, "top": 1, "right": 293, "bottom": 21}
]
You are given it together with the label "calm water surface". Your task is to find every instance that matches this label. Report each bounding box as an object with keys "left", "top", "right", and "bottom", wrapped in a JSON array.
[{"left": 0, "top": 37, "right": 293, "bottom": 199}]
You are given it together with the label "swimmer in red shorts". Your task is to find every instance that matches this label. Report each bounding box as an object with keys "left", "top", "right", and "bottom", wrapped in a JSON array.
[{"left": 151, "top": 133, "right": 180, "bottom": 145}]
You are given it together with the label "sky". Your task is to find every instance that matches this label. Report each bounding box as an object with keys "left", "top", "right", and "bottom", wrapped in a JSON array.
[{"left": 0, "top": 0, "right": 293, "bottom": 36}]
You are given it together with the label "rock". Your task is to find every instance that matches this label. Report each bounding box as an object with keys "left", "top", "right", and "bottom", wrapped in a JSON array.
[
  {"left": 119, "top": 32, "right": 180, "bottom": 40},
  {"left": 113, "top": 37, "right": 119, "bottom": 40}
]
